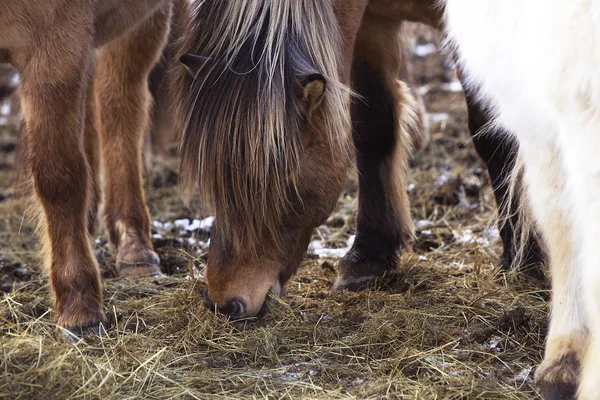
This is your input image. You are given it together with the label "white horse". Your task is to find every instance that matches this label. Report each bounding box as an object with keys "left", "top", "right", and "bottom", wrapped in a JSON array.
[{"left": 443, "top": 1, "right": 600, "bottom": 398}]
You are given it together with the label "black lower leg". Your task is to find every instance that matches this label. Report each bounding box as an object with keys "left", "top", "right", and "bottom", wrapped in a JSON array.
[
  {"left": 335, "top": 60, "right": 411, "bottom": 290},
  {"left": 463, "top": 87, "right": 545, "bottom": 278}
]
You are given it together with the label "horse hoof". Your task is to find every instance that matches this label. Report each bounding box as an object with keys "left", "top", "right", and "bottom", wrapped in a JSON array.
[
  {"left": 117, "top": 247, "right": 162, "bottom": 277},
  {"left": 62, "top": 323, "right": 107, "bottom": 344},
  {"left": 118, "top": 260, "right": 162, "bottom": 277},
  {"left": 535, "top": 353, "right": 579, "bottom": 400},
  {"left": 334, "top": 252, "right": 396, "bottom": 291},
  {"left": 537, "top": 381, "right": 577, "bottom": 400}
]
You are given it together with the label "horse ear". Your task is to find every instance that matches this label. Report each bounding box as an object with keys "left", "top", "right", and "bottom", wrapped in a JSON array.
[
  {"left": 301, "top": 74, "right": 327, "bottom": 114},
  {"left": 180, "top": 53, "right": 210, "bottom": 77}
]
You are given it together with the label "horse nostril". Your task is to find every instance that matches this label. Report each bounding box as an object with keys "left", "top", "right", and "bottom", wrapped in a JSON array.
[
  {"left": 203, "top": 290, "right": 247, "bottom": 319},
  {"left": 219, "top": 297, "right": 247, "bottom": 319}
]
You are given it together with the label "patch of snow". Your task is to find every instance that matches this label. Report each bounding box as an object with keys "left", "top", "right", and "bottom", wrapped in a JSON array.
[
  {"left": 418, "top": 85, "right": 431, "bottom": 95},
  {"left": 314, "top": 247, "right": 350, "bottom": 258},
  {"left": 175, "top": 216, "right": 215, "bottom": 232},
  {"left": 441, "top": 80, "right": 463, "bottom": 92},
  {"left": 510, "top": 367, "right": 533, "bottom": 383},
  {"left": 443, "top": 58, "right": 455, "bottom": 69},
  {"left": 415, "top": 219, "right": 433, "bottom": 231},
  {"left": 199, "top": 216, "right": 215, "bottom": 231},
  {"left": 484, "top": 225, "right": 500, "bottom": 242},
  {"left": 152, "top": 221, "right": 165, "bottom": 229},
  {"left": 414, "top": 43, "right": 437, "bottom": 57},
  {"left": 485, "top": 335, "right": 502, "bottom": 352},
  {"left": 455, "top": 227, "right": 498, "bottom": 247},
  {"left": 185, "top": 219, "right": 202, "bottom": 231},
  {"left": 430, "top": 113, "right": 449, "bottom": 123},
  {"left": 308, "top": 238, "right": 357, "bottom": 259},
  {"left": 424, "top": 355, "right": 454, "bottom": 370},
  {"left": 455, "top": 229, "right": 475, "bottom": 245},
  {"left": 436, "top": 174, "right": 449, "bottom": 186},
  {"left": 309, "top": 241, "right": 323, "bottom": 251},
  {"left": 346, "top": 235, "right": 356, "bottom": 247},
  {"left": 174, "top": 219, "right": 190, "bottom": 230}
]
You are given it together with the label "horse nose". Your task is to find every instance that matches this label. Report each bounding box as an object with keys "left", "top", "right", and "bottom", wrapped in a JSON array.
[{"left": 204, "top": 289, "right": 247, "bottom": 320}]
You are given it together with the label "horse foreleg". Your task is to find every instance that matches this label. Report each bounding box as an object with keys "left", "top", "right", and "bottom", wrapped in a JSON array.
[
  {"left": 461, "top": 87, "right": 545, "bottom": 279},
  {"left": 556, "top": 115, "right": 600, "bottom": 399},
  {"left": 334, "top": 15, "right": 416, "bottom": 290},
  {"left": 518, "top": 138, "right": 583, "bottom": 399},
  {"left": 95, "top": 5, "right": 170, "bottom": 277},
  {"left": 16, "top": 10, "right": 104, "bottom": 332}
]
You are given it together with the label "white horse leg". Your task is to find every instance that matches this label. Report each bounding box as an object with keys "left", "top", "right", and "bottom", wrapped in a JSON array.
[
  {"left": 442, "top": 1, "right": 599, "bottom": 397},
  {"left": 557, "top": 114, "right": 600, "bottom": 399},
  {"left": 518, "top": 138, "right": 586, "bottom": 398}
]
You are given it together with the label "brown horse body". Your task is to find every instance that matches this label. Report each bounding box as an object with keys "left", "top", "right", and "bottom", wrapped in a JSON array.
[{"left": 1, "top": 0, "right": 536, "bottom": 338}]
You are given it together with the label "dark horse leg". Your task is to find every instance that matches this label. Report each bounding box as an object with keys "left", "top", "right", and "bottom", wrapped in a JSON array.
[
  {"left": 461, "top": 85, "right": 545, "bottom": 279},
  {"left": 334, "top": 15, "right": 418, "bottom": 290}
]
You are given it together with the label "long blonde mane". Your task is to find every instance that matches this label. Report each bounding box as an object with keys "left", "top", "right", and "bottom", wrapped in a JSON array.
[{"left": 172, "top": 0, "right": 349, "bottom": 257}]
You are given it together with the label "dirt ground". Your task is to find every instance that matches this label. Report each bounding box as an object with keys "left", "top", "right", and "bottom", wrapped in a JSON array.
[{"left": 0, "top": 27, "right": 548, "bottom": 399}]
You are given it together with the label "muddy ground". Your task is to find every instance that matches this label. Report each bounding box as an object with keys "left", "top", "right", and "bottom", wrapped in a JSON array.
[{"left": 0, "top": 28, "right": 547, "bottom": 399}]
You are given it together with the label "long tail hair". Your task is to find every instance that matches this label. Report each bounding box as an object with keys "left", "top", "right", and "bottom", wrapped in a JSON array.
[{"left": 171, "top": 0, "right": 349, "bottom": 257}]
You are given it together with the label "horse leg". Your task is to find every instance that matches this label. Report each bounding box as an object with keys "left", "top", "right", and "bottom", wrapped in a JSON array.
[
  {"left": 555, "top": 116, "right": 600, "bottom": 399},
  {"left": 95, "top": 5, "right": 170, "bottom": 277},
  {"left": 334, "top": 15, "right": 417, "bottom": 290},
  {"left": 516, "top": 138, "right": 583, "bottom": 399},
  {"left": 461, "top": 87, "right": 545, "bottom": 279},
  {"left": 84, "top": 61, "right": 101, "bottom": 235},
  {"left": 15, "top": 7, "right": 103, "bottom": 331}
]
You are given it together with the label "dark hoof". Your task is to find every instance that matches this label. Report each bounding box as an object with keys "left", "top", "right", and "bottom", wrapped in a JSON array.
[
  {"left": 118, "top": 248, "right": 162, "bottom": 277},
  {"left": 334, "top": 251, "right": 396, "bottom": 291},
  {"left": 204, "top": 291, "right": 247, "bottom": 320},
  {"left": 118, "top": 261, "right": 162, "bottom": 277},
  {"left": 536, "top": 352, "right": 580, "bottom": 400},
  {"left": 538, "top": 381, "right": 577, "bottom": 400},
  {"left": 62, "top": 323, "right": 107, "bottom": 344}
]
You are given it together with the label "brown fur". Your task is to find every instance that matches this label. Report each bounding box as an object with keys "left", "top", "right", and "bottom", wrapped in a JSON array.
[{"left": 0, "top": 0, "right": 176, "bottom": 330}]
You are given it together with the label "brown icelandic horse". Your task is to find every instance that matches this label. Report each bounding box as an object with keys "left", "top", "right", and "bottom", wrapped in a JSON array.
[
  {"left": 174, "top": 0, "right": 543, "bottom": 320},
  {"left": 0, "top": 0, "right": 189, "bottom": 336}
]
